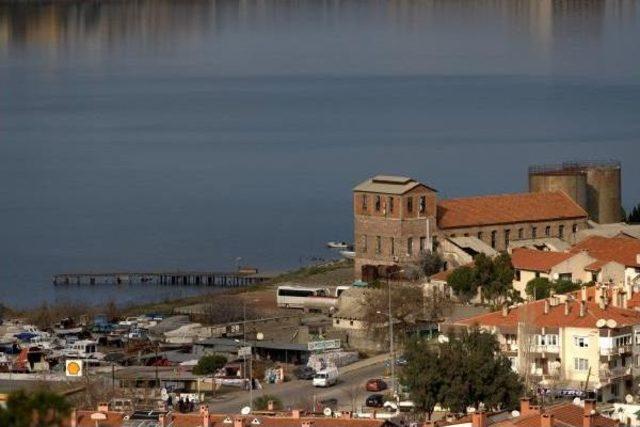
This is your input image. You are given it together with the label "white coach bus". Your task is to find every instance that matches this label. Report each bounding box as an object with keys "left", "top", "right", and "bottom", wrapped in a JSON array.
[{"left": 276, "top": 285, "right": 334, "bottom": 309}]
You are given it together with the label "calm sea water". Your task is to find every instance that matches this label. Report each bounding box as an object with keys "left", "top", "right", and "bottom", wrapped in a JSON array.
[{"left": 1, "top": 0, "right": 639, "bottom": 309}]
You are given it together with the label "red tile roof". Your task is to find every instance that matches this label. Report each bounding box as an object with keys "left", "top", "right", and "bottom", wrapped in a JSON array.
[
  {"left": 511, "top": 248, "right": 575, "bottom": 273},
  {"left": 570, "top": 236, "right": 640, "bottom": 268},
  {"left": 492, "top": 403, "right": 616, "bottom": 427},
  {"left": 455, "top": 297, "right": 640, "bottom": 329},
  {"left": 437, "top": 191, "right": 587, "bottom": 229}
]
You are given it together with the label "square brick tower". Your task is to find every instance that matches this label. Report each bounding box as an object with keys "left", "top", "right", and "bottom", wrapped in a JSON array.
[{"left": 353, "top": 175, "right": 437, "bottom": 279}]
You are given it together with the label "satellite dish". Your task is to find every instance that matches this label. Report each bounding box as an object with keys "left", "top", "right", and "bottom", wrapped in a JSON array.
[
  {"left": 626, "top": 394, "right": 634, "bottom": 404},
  {"left": 607, "top": 319, "right": 618, "bottom": 329},
  {"left": 573, "top": 397, "right": 582, "bottom": 406},
  {"left": 241, "top": 406, "right": 251, "bottom": 415},
  {"left": 323, "top": 407, "right": 333, "bottom": 417},
  {"left": 256, "top": 332, "right": 264, "bottom": 341},
  {"left": 596, "top": 319, "right": 607, "bottom": 328},
  {"left": 511, "top": 410, "right": 520, "bottom": 418}
]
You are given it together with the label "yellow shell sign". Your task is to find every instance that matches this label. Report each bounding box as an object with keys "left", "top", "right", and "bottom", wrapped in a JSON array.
[{"left": 65, "top": 360, "right": 83, "bottom": 377}]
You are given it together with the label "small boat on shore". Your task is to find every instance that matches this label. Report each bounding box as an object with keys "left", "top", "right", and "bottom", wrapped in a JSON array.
[
  {"left": 339, "top": 250, "right": 355, "bottom": 260},
  {"left": 326, "top": 241, "right": 350, "bottom": 249}
]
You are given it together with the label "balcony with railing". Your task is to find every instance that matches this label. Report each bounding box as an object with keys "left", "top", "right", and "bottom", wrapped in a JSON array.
[
  {"left": 600, "top": 344, "right": 633, "bottom": 356},
  {"left": 599, "top": 366, "right": 632, "bottom": 381}
]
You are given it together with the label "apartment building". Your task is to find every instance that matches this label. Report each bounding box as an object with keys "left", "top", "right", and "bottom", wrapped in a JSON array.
[
  {"left": 353, "top": 175, "right": 589, "bottom": 279},
  {"left": 454, "top": 286, "right": 640, "bottom": 402}
]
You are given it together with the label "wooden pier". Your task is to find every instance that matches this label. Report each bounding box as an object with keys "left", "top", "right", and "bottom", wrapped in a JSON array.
[{"left": 52, "top": 269, "right": 277, "bottom": 287}]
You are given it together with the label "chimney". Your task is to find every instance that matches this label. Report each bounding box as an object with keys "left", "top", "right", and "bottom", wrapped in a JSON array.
[
  {"left": 541, "top": 413, "right": 554, "bottom": 427},
  {"left": 234, "top": 417, "right": 244, "bottom": 427},
  {"left": 636, "top": 254, "right": 640, "bottom": 265},
  {"left": 581, "top": 286, "right": 587, "bottom": 302},
  {"left": 472, "top": 411, "right": 488, "bottom": 427},
  {"left": 341, "top": 411, "right": 353, "bottom": 419},
  {"left": 612, "top": 287, "right": 620, "bottom": 308},
  {"left": 579, "top": 300, "right": 586, "bottom": 317},
  {"left": 302, "top": 422, "right": 314, "bottom": 427},
  {"left": 158, "top": 413, "right": 166, "bottom": 427},
  {"left": 267, "top": 400, "right": 275, "bottom": 411},
  {"left": 520, "top": 398, "right": 541, "bottom": 417},
  {"left": 292, "top": 409, "right": 301, "bottom": 419},
  {"left": 69, "top": 409, "right": 77, "bottom": 427},
  {"left": 544, "top": 299, "right": 550, "bottom": 314},
  {"left": 564, "top": 301, "right": 570, "bottom": 316},
  {"left": 97, "top": 402, "right": 109, "bottom": 412},
  {"left": 599, "top": 294, "right": 607, "bottom": 310},
  {"left": 502, "top": 305, "right": 509, "bottom": 317},
  {"left": 584, "top": 399, "right": 596, "bottom": 416},
  {"left": 202, "top": 408, "right": 211, "bottom": 427}
]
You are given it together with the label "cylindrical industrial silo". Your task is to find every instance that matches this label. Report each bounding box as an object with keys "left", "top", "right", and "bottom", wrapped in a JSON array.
[
  {"left": 528, "top": 166, "right": 588, "bottom": 212},
  {"left": 527, "top": 161, "right": 622, "bottom": 224},
  {"left": 584, "top": 163, "right": 622, "bottom": 224}
]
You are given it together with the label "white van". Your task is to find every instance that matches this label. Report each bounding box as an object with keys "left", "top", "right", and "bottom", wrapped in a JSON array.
[{"left": 312, "top": 367, "right": 339, "bottom": 387}]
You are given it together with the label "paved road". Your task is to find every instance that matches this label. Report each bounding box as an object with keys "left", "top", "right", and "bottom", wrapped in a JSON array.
[{"left": 210, "top": 361, "right": 390, "bottom": 414}]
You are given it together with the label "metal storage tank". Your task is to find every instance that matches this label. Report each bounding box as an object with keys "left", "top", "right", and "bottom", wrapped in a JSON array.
[
  {"left": 528, "top": 161, "right": 622, "bottom": 224},
  {"left": 528, "top": 167, "right": 588, "bottom": 212}
]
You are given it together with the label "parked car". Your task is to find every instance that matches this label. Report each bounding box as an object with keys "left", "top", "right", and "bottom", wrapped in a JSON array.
[
  {"left": 312, "top": 367, "right": 339, "bottom": 387},
  {"left": 365, "top": 394, "right": 385, "bottom": 408},
  {"left": 365, "top": 378, "right": 388, "bottom": 392},
  {"left": 294, "top": 366, "right": 316, "bottom": 380},
  {"left": 384, "top": 356, "right": 407, "bottom": 367}
]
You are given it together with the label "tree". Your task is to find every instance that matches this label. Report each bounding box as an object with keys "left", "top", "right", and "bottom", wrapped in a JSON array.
[
  {"left": 0, "top": 390, "right": 71, "bottom": 427},
  {"left": 361, "top": 282, "right": 452, "bottom": 344},
  {"left": 192, "top": 354, "right": 227, "bottom": 376},
  {"left": 419, "top": 252, "right": 444, "bottom": 277},
  {"left": 525, "top": 277, "right": 552, "bottom": 300},
  {"left": 628, "top": 203, "right": 640, "bottom": 223},
  {"left": 400, "top": 337, "right": 446, "bottom": 420},
  {"left": 401, "top": 330, "right": 523, "bottom": 420},
  {"left": 481, "top": 253, "right": 515, "bottom": 308},
  {"left": 553, "top": 279, "right": 581, "bottom": 294},
  {"left": 447, "top": 266, "right": 477, "bottom": 303},
  {"left": 526, "top": 278, "right": 581, "bottom": 300},
  {"left": 253, "top": 395, "right": 282, "bottom": 411}
]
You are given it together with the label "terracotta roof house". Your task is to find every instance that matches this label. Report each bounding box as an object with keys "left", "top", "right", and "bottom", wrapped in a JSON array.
[
  {"left": 510, "top": 248, "right": 597, "bottom": 298},
  {"left": 569, "top": 236, "right": 640, "bottom": 286}
]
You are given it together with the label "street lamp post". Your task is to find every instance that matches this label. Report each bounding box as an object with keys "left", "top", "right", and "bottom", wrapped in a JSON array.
[{"left": 379, "top": 267, "right": 403, "bottom": 397}]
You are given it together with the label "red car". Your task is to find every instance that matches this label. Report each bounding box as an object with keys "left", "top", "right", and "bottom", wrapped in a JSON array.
[{"left": 365, "top": 378, "right": 388, "bottom": 392}]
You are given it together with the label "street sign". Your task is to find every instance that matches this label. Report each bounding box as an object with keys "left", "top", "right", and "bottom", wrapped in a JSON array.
[
  {"left": 307, "top": 339, "right": 341, "bottom": 351},
  {"left": 238, "top": 346, "right": 252, "bottom": 357},
  {"left": 65, "top": 359, "right": 83, "bottom": 377}
]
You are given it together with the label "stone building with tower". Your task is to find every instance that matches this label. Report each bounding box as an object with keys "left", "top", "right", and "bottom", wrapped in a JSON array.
[{"left": 353, "top": 174, "right": 590, "bottom": 279}]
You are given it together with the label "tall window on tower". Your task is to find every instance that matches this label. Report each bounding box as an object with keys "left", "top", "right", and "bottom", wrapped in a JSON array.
[
  {"left": 491, "top": 230, "right": 497, "bottom": 248},
  {"left": 407, "top": 237, "right": 413, "bottom": 255},
  {"left": 375, "top": 195, "right": 381, "bottom": 212},
  {"left": 419, "top": 196, "right": 426, "bottom": 214},
  {"left": 362, "top": 195, "right": 367, "bottom": 211},
  {"left": 388, "top": 197, "right": 394, "bottom": 213},
  {"left": 407, "top": 197, "right": 413, "bottom": 213}
]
